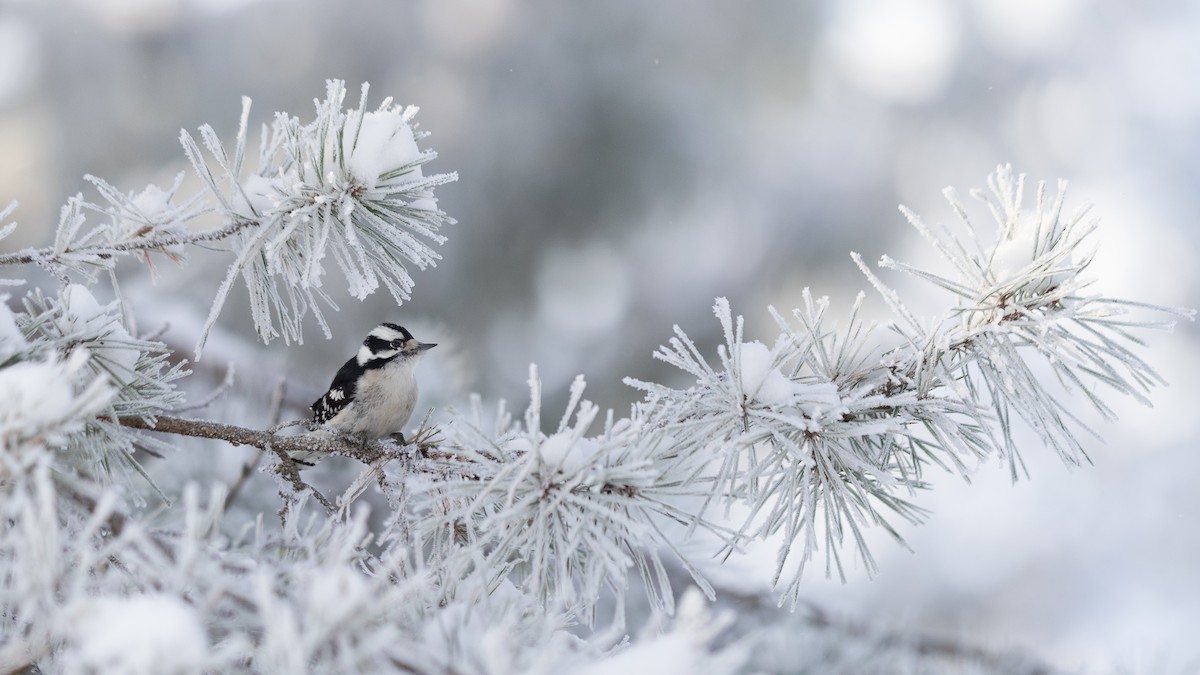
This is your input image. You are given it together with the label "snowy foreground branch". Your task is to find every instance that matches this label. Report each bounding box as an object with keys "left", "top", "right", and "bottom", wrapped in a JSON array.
[{"left": 0, "top": 81, "right": 1192, "bottom": 673}]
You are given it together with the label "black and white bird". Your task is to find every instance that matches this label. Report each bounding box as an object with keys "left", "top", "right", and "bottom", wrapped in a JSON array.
[{"left": 301, "top": 323, "right": 436, "bottom": 464}]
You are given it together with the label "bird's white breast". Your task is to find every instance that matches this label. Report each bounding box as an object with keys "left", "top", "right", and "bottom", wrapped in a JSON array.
[{"left": 330, "top": 357, "right": 418, "bottom": 439}]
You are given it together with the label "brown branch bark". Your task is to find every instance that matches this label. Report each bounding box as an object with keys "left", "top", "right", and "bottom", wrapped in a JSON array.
[
  {"left": 114, "top": 413, "right": 478, "bottom": 505},
  {"left": 117, "top": 413, "right": 386, "bottom": 514},
  {"left": 116, "top": 413, "right": 389, "bottom": 463},
  {"left": 114, "top": 411, "right": 465, "bottom": 468}
]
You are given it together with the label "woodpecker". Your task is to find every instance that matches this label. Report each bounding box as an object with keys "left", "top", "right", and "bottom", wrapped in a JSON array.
[{"left": 300, "top": 323, "right": 435, "bottom": 465}]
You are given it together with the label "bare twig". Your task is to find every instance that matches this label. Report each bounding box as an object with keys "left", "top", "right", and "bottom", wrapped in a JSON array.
[
  {"left": 266, "top": 379, "right": 289, "bottom": 428},
  {"left": 264, "top": 440, "right": 335, "bottom": 513},
  {"left": 222, "top": 378, "right": 285, "bottom": 513},
  {"left": 173, "top": 362, "right": 237, "bottom": 413},
  {"left": 404, "top": 408, "right": 442, "bottom": 451},
  {"left": 140, "top": 321, "right": 172, "bottom": 342}
]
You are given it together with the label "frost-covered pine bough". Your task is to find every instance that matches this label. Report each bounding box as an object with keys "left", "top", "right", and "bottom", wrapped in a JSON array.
[{"left": 0, "top": 82, "right": 1191, "bottom": 674}]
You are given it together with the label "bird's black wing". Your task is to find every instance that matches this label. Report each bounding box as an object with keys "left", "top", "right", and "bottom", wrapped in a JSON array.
[{"left": 311, "top": 357, "right": 360, "bottom": 424}]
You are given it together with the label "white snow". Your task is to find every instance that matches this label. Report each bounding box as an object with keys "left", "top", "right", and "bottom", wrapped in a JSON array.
[
  {"left": 234, "top": 172, "right": 285, "bottom": 219},
  {"left": 60, "top": 284, "right": 140, "bottom": 377},
  {"left": 990, "top": 211, "right": 1071, "bottom": 294},
  {"left": 794, "top": 381, "right": 844, "bottom": 419},
  {"left": 114, "top": 183, "right": 188, "bottom": 245},
  {"left": 538, "top": 432, "right": 602, "bottom": 475},
  {"left": 64, "top": 593, "right": 208, "bottom": 675},
  {"left": 130, "top": 183, "right": 173, "bottom": 218},
  {"left": 0, "top": 350, "right": 111, "bottom": 448},
  {"left": 344, "top": 110, "right": 422, "bottom": 190},
  {"left": 737, "top": 341, "right": 794, "bottom": 405},
  {"left": 508, "top": 432, "right": 605, "bottom": 476},
  {"left": 737, "top": 341, "right": 846, "bottom": 422}
]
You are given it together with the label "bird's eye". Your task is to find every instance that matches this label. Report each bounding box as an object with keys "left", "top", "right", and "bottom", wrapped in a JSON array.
[{"left": 391, "top": 339, "right": 404, "bottom": 348}]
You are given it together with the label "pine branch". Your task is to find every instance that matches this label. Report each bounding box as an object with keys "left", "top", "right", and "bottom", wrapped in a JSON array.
[
  {"left": 114, "top": 413, "right": 453, "bottom": 474},
  {"left": 0, "top": 218, "right": 254, "bottom": 267},
  {"left": 115, "top": 413, "right": 382, "bottom": 463},
  {"left": 3, "top": 83, "right": 1189, "bottom": 673},
  {"left": 116, "top": 412, "right": 429, "bottom": 514}
]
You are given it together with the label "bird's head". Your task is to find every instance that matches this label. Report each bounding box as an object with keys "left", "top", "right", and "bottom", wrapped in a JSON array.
[{"left": 356, "top": 323, "right": 437, "bottom": 366}]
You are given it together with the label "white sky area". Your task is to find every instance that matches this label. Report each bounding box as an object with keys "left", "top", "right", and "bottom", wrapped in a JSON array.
[
  {"left": 0, "top": 16, "right": 39, "bottom": 105},
  {"left": 76, "top": 0, "right": 265, "bottom": 32},
  {"left": 972, "top": 0, "right": 1087, "bottom": 57},
  {"left": 824, "top": 0, "right": 961, "bottom": 104},
  {"left": 823, "top": 0, "right": 1089, "bottom": 105}
]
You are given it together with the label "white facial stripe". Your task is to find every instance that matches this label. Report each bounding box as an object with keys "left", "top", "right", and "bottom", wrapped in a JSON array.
[
  {"left": 359, "top": 344, "right": 402, "bottom": 365},
  {"left": 369, "top": 325, "right": 407, "bottom": 342}
]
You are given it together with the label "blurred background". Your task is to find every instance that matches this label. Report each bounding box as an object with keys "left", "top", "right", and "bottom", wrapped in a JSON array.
[{"left": 1, "top": 0, "right": 1197, "bottom": 670}]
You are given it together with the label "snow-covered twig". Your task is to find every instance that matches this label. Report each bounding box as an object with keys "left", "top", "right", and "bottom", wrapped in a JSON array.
[
  {"left": 0, "top": 217, "right": 252, "bottom": 268},
  {"left": 188, "top": 80, "right": 457, "bottom": 354}
]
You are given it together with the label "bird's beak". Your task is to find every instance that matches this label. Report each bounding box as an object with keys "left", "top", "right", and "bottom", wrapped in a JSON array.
[{"left": 417, "top": 342, "right": 437, "bottom": 351}]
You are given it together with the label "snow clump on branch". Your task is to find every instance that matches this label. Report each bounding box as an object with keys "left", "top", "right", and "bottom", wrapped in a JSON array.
[{"left": 188, "top": 80, "right": 458, "bottom": 353}]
